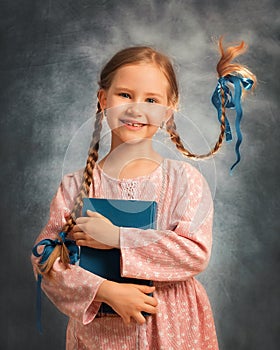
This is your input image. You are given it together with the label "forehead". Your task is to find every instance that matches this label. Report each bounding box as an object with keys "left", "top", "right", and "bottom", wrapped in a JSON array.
[{"left": 111, "top": 64, "right": 169, "bottom": 92}]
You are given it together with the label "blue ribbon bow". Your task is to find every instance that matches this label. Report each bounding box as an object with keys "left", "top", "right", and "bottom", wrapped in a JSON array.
[
  {"left": 32, "top": 231, "right": 79, "bottom": 266},
  {"left": 32, "top": 232, "right": 79, "bottom": 333},
  {"left": 211, "top": 74, "right": 254, "bottom": 173}
]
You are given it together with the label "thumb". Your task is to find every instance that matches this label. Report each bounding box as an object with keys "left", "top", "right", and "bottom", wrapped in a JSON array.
[
  {"left": 86, "top": 210, "right": 112, "bottom": 224},
  {"left": 86, "top": 210, "right": 98, "bottom": 217}
]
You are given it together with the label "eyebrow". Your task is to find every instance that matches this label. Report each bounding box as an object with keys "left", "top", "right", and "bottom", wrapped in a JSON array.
[
  {"left": 145, "top": 92, "right": 165, "bottom": 98},
  {"left": 114, "top": 87, "right": 164, "bottom": 98}
]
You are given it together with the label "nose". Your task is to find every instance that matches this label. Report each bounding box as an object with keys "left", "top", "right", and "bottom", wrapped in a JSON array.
[{"left": 126, "top": 103, "right": 143, "bottom": 118}]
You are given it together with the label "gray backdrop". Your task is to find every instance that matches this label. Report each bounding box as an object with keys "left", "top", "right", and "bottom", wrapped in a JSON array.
[{"left": 1, "top": 0, "right": 279, "bottom": 349}]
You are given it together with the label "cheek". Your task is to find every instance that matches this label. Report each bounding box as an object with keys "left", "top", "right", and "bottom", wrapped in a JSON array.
[
  {"left": 105, "top": 105, "right": 126, "bottom": 130},
  {"left": 106, "top": 115, "right": 119, "bottom": 131},
  {"left": 106, "top": 95, "right": 125, "bottom": 109},
  {"left": 143, "top": 104, "right": 171, "bottom": 127},
  {"left": 146, "top": 125, "right": 159, "bottom": 137}
]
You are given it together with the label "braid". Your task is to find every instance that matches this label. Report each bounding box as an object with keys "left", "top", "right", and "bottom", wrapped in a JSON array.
[
  {"left": 165, "top": 116, "right": 196, "bottom": 159},
  {"left": 40, "top": 104, "right": 104, "bottom": 275},
  {"left": 166, "top": 37, "right": 255, "bottom": 161},
  {"left": 165, "top": 89, "right": 226, "bottom": 160},
  {"left": 69, "top": 105, "right": 103, "bottom": 222}
]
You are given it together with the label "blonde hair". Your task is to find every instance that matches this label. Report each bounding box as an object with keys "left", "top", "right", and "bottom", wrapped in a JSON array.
[
  {"left": 98, "top": 46, "right": 179, "bottom": 106},
  {"left": 38, "top": 37, "right": 256, "bottom": 275},
  {"left": 166, "top": 37, "right": 256, "bottom": 159}
]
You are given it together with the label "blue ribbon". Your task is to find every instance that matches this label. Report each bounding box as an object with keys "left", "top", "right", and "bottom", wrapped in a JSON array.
[
  {"left": 32, "top": 231, "right": 79, "bottom": 266},
  {"left": 32, "top": 232, "right": 79, "bottom": 333},
  {"left": 211, "top": 75, "right": 254, "bottom": 173}
]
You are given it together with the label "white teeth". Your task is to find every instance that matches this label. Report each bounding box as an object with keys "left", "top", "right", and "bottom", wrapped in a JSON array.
[
  {"left": 121, "top": 119, "right": 145, "bottom": 127},
  {"left": 126, "top": 122, "right": 142, "bottom": 127}
]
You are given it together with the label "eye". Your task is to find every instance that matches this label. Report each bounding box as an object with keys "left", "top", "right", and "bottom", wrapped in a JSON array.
[
  {"left": 119, "top": 92, "right": 131, "bottom": 99},
  {"left": 146, "top": 97, "right": 157, "bottom": 103}
]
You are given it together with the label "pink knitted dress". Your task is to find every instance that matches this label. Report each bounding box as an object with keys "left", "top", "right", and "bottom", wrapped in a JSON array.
[{"left": 32, "top": 159, "right": 219, "bottom": 349}]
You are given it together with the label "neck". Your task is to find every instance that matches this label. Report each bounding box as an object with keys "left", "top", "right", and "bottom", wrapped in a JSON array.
[{"left": 99, "top": 138, "right": 163, "bottom": 179}]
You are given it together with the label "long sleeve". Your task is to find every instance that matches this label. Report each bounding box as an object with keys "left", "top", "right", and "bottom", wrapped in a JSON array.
[
  {"left": 31, "top": 172, "right": 105, "bottom": 325},
  {"left": 119, "top": 163, "right": 213, "bottom": 282}
]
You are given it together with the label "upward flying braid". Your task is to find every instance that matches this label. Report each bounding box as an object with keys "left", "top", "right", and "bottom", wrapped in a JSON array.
[{"left": 165, "top": 38, "right": 256, "bottom": 161}]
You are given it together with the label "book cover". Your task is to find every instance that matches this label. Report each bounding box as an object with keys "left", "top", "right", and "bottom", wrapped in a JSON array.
[{"left": 79, "top": 198, "right": 157, "bottom": 314}]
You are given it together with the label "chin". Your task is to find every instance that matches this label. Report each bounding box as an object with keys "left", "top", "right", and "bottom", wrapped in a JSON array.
[
  {"left": 125, "top": 138, "right": 148, "bottom": 145},
  {"left": 112, "top": 126, "right": 158, "bottom": 145},
  {"left": 118, "top": 135, "right": 150, "bottom": 145}
]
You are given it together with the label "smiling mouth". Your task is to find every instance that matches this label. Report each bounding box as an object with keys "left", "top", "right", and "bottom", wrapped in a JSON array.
[{"left": 120, "top": 119, "right": 147, "bottom": 127}]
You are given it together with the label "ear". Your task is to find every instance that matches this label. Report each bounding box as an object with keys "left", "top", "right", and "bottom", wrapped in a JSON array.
[{"left": 97, "top": 89, "right": 107, "bottom": 110}]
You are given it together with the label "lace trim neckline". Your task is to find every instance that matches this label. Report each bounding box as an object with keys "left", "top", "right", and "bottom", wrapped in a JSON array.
[{"left": 96, "top": 158, "right": 166, "bottom": 183}]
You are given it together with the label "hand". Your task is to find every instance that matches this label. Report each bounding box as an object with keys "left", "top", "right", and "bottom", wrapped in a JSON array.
[
  {"left": 70, "top": 229, "right": 114, "bottom": 250},
  {"left": 96, "top": 281, "right": 158, "bottom": 325},
  {"left": 75, "top": 210, "right": 120, "bottom": 248}
]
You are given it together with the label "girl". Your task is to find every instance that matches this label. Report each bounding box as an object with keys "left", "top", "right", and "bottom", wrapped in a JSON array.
[{"left": 32, "top": 38, "right": 255, "bottom": 349}]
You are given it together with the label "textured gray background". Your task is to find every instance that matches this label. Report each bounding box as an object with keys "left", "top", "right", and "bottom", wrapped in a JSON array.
[{"left": 1, "top": 0, "right": 279, "bottom": 349}]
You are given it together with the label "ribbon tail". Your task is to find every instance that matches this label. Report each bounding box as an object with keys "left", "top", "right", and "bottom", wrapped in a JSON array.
[
  {"left": 36, "top": 274, "right": 43, "bottom": 334},
  {"left": 32, "top": 234, "right": 79, "bottom": 333},
  {"left": 230, "top": 135, "right": 242, "bottom": 174},
  {"left": 230, "top": 77, "right": 243, "bottom": 174},
  {"left": 212, "top": 75, "right": 254, "bottom": 174},
  {"left": 224, "top": 118, "right": 232, "bottom": 142}
]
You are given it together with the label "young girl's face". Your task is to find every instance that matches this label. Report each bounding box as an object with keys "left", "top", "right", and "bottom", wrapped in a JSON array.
[{"left": 99, "top": 63, "right": 172, "bottom": 145}]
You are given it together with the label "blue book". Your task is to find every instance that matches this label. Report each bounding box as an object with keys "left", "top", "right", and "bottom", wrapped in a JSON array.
[{"left": 79, "top": 198, "right": 157, "bottom": 315}]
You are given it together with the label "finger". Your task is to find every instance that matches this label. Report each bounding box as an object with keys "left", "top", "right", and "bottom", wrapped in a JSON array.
[
  {"left": 72, "top": 225, "right": 82, "bottom": 232},
  {"left": 122, "top": 315, "right": 131, "bottom": 326},
  {"left": 144, "top": 294, "right": 158, "bottom": 307},
  {"left": 86, "top": 210, "right": 99, "bottom": 217},
  {"left": 134, "top": 284, "right": 156, "bottom": 294},
  {"left": 87, "top": 210, "right": 112, "bottom": 224},
  {"left": 74, "top": 222, "right": 87, "bottom": 232},
  {"left": 76, "top": 239, "right": 88, "bottom": 247},
  {"left": 133, "top": 312, "right": 146, "bottom": 325},
  {"left": 75, "top": 217, "right": 90, "bottom": 224},
  {"left": 72, "top": 231, "right": 86, "bottom": 240},
  {"left": 76, "top": 238, "right": 103, "bottom": 248},
  {"left": 141, "top": 303, "right": 158, "bottom": 315}
]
